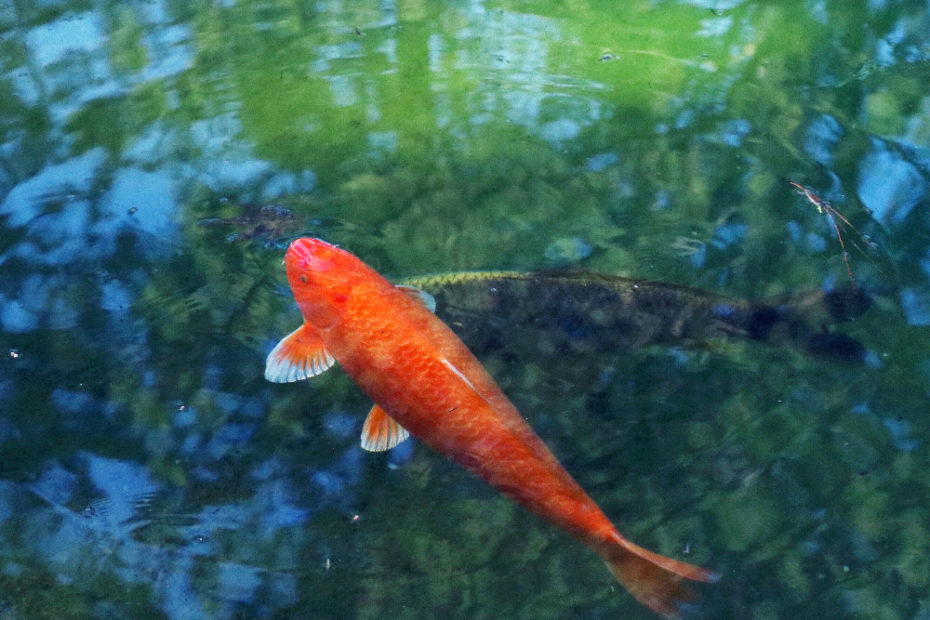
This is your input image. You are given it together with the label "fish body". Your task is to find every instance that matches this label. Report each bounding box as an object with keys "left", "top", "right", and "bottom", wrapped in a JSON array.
[
  {"left": 266, "top": 239, "right": 715, "bottom": 617},
  {"left": 404, "top": 270, "right": 869, "bottom": 360}
]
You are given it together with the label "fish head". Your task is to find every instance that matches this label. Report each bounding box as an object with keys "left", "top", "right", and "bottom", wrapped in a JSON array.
[{"left": 285, "top": 238, "right": 365, "bottom": 329}]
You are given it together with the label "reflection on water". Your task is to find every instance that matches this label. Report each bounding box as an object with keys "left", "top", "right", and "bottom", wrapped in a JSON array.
[{"left": 1, "top": 1, "right": 929, "bottom": 618}]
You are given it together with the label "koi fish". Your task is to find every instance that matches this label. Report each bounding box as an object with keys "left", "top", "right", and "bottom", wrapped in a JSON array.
[
  {"left": 404, "top": 270, "right": 870, "bottom": 361},
  {"left": 265, "top": 238, "right": 717, "bottom": 617}
]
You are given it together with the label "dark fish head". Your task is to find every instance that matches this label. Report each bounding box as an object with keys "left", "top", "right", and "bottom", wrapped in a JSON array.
[
  {"left": 805, "top": 333, "right": 867, "bottom": 361},
  {"left": 822, "top": 288, "right": 872, "bottom": 322}
]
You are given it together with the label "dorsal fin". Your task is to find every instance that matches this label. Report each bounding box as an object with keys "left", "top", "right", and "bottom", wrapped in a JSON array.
[
  {"left": 264, "top": 323, "right": 336, "bottom": 383},
  {"left": 361, "top": 404, "right": 410, "bottom": 451},
  {"left": 396, "top": 284, "right": 436, "bottom": 312}
]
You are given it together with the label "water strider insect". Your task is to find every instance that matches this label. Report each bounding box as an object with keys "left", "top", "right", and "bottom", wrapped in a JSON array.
[{"left": 789, "top": 181, "right": 878, "bottom": 290}]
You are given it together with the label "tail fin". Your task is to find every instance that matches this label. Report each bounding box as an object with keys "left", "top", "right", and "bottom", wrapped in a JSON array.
[
  {"left": 745, "top": 288, "right": 871, "bottom": 361},
  {"left": 600, "top": 532, "right": 718, "bottom": 619}
]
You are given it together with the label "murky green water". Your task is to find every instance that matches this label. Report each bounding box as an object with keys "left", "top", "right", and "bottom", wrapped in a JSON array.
[{"left": 2, "top": 1, "right": 929, "bottom": 618}]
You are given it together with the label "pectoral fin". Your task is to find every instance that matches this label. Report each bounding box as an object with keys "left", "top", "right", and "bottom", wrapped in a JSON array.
[
  {"left": 396, "top": 284, "right": 436, "bottom": 312},
  {"left": 264, "top": 323, "right": 336, "bottom": 383},
  {"left": 361, "top": 404, "right": 410, "bottom": 452}
]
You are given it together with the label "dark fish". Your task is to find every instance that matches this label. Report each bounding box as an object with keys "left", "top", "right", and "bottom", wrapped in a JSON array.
[{"left": 403, "top": 271, "right": 870, "bottom": 362}]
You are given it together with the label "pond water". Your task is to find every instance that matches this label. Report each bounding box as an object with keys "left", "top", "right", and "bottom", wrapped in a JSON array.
[{"left": 2, "top": 1, "right": 930, "bottom": 618}]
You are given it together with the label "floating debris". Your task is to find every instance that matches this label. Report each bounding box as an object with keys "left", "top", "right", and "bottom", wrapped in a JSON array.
[{"left": 197, "top": 204, "right": 301, "bottom": 245}]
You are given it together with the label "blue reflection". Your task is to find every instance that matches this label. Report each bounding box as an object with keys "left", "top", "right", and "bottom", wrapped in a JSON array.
[
  {"left": 805, "top": 114, "right": 844, "bottom": 166},
  {"left": 51, "top": 388, "right": 96, "bottom": 415},
  {"left": 311, "top": 446, "right": 365, "bottom": 503},
  {"left": 857, "top": 142, "right": 927, "bottom": 225},
  {"left": 541, "top": 118, "right": 581, "bottom": 143},
  {"left": 585, "top": 151, "right": 619, "bottom": 172},
  {"left": 86, "top": 454, "right": 159, "bottom": 524},
  {"left": 100, "top": 279, "right": 133, "bottom": 314},
  {"left": 215, "top": 392, "right": 243, "bottom": 414},
  {"left": 25, "top": 12, "right": 105, "bottom": 67},
  {"left": 853, "top": 402, "right": 920, "bottom": 452},
  {"left": 322, "top": 410, "right": 359, "bottom": 440},
  {"left": 0, "top": 148, "right": 106, "bottom": 229},
  {"left": 882, "top": 417, "right": 920, "bottom": 452},
  {"left": 718, "top": 118, "right": 751, "bottom": 147},
  {"left": 544, "top": 237, "right": 593, "bottom": 265},
  {"left": 900, "top": 288, "right": 930, "bottom": 326},
  {"left": 0, "top": 412, "right": 19, "bottom": 448},
  {"left": 711, "top": 219, "right": 747, "bottom": 249},
  {"left": 206, "top": 424, "right": 257, "bottom": 460},
  {"left": 99, "top": 168, "right": 178, "bottom": 247},
  {"left": 31, "top": 463, "right": 79, "bottom": 507},
  {"left": 159, "top": 561, "right": 207, "bottom": 620},
  {"left": 683, "top": 0, "right": 746, "bottom": 8},
  {"left": 218, "top": 562, "right": 263, "bottom": 604},
  {"left": 256, "top": 483, "right": 309, "bottom": 536},
  {"left": 0, "top": 298, "right": 38, "bottom": 333},
  {"left": 387, "top": 438, "right": 415, "bottom": 469},
  {"left": 140, "top": 24, "right": 193, "bottom": 81},
  {"left": 697, "top": 16, "right": 733, "bottom": 37},
  {"left": 689, "top": 242, "right": 707, "bottom": 269}
]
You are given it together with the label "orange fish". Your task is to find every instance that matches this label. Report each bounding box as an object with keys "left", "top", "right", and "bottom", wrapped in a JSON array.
[{"left": 265, "top": 238, "right": 717, "bottom": 617}]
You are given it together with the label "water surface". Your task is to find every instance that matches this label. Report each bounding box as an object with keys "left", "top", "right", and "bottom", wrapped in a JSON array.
[{"left": 2, "top": 1, "right": 929, "bottom": 618}]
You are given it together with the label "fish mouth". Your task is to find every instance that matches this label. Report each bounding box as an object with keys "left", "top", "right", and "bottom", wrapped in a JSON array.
[{"left": 285, "top": 237, "right": 341, "bottom": 273}]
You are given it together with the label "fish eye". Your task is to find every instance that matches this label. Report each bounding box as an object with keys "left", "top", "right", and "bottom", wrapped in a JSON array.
[{"left": 300, "top": 275, "right": 308, "bottom": 283}]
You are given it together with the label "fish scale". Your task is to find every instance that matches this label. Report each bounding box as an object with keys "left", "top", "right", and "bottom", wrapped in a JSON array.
[{"left": 403, "top": 271, "right": 870, "bottom": 361}]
